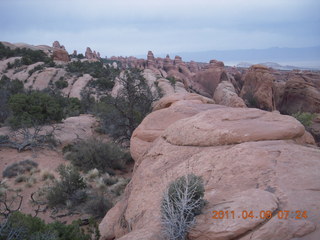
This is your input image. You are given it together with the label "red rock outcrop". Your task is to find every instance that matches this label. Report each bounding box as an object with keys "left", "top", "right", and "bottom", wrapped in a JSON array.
[
  {"left": 240, "top": 64, "right": 275, "bottom": 111},
  {"left": 99, "top": 98, "right": 319, "bottom": 240},
  {"left": 213, "top": 81, "right": 247, "bottom": 108},
  {"left": 279, "top": 72, "right": 320, "bottom": 114},
  {"left": 147, "top": 51, "right": 156, "bottom": 68},
  {"left": 190, "top": 60, "right": 229, "bottom": 98},
  {"left": 52, "top": 41, "right": 70, "bottom": 62}
]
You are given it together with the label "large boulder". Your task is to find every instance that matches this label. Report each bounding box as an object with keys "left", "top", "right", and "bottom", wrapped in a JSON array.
[
  {"left": 213, "top": 81, "right": 246, "bottom": 108},
  {"left": 191, "top": 61, "right": 229, "bottom": 98},
  {"left": 240, "top": 64, "right": 275, "bottom": 111},
  {"left": 52, "top": 49, "right": 70, "bottom": 62},
  {"left": 279, "top": 72, "right": 320, "bottom": 114},
  {"left": 100, "top": 100, "right": 320, "bottom": 240}
]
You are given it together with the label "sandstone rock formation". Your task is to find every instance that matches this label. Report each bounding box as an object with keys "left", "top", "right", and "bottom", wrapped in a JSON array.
[
  {"left": 213, "top": 81, "right": 246, "bottom": 108},
  {"left": 191, "top": 60, "right": 229, "bottom": 98},
  {"left": 240, "top": 64, "right": 275, "bottom": 111},
  {"left": 99, "top": 98, "right": 320, "bottom": 240},
  {"left": 280, "top": 73, "right": 320, "bottom": 114},
  {"left": 52, "top": 41, "right": 70, "bottom": 62}
]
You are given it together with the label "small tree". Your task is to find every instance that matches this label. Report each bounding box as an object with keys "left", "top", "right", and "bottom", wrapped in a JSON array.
[
  {"left": 97, "top": 69, "right": 154, "bottom": 143},
  {"left": 161, "top": 174, "right": 205, "bottom": 240}
]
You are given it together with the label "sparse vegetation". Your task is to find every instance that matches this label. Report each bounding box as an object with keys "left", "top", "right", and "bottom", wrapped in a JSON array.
[
  {"left": 8, "top": 91, "right": 64, "bottom": 129},
  {"left": 95, "top": 69, "right": 154, "bottom": 143},
  {"left": 2, "top": 160, "right": 38, "bottom": 178},
  {"left": 292, "top": 112, "right": 316, "bottom": 128},
  {"left": 46, "top": 165, "right": 87, "bottom": 208},
  {"left": 54, "top": 78, "right": 68, "bottom": 89},
  {"left": 167, "top": 76, "right": 176, "bottom": 86},
  {"left": 64, "top": 138, "right": 129, "bottom": 174},
  {"left": 0, "top": 42, "right": 53, "bottom": 66},
  {"left": 161, "top": 174, "right": 205, "bottom": 240},
  {"left": 0, "top": 211, "right": 96, "bottom": 240},
  {"left": 83, "top": 192, "right": 112, "bottom": 219},
  {"left": 0, "top": 75, "right": 24, "bottom": 124}
]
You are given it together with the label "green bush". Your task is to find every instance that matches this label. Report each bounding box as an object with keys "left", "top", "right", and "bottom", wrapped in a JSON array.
[
  {"left": 8, "top": 91, "right": 64, "bottom": 128},
  {"left": 55, "top": 79, "right": 68, "bottom": 89},
  {"left": 28, "top": 64, "right": 45, "bottom": 75},
  {"left": 46, "top": 165, "right": 87, "bottom": 208},
  {"left": 0, "top": 75, "right": 24, "bottom": 123},
  {"left": 0, "top": 211, "right": 93, "bottom": 240},
  {"left": 96, "top": 69, "right": 154, "bottom": 143},
  {"left": 65, "top": 138, "right": 128, "bottom": 174},
  {"left": 292, "top": 112, "right": 316, "bottom": 128},
  {"left": 0, "top": 42, "right": 52, "bottom": 65},
  {"left": 161, "top": 174, "right": 205, "bottom": 240},
  {"left": 167, "top": 76, "right": 176, "bottom": 86},
  {"left": 83, "top": 192, "right": 112, "bottom": 219},
  {"left": 66, "top": 60, "right": 119, "bottom": 81},
  {"left": 2, "top": 159, "right": 38, "bottom": 178}
]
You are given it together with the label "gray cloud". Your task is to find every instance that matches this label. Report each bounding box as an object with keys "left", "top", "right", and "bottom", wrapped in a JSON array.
[{"left": 1, "top": 0, "right": 319, "bottom": 57}]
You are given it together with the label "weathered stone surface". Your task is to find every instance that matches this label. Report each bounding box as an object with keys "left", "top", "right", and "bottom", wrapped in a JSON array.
[
  {"left": 191, "top": 63, "right": 229, "bottom": 98},
  {"left": 100, "top": 99, "right": 320, "bottom": 240},
  {"left": 162, "top": 108, "right": 305, "bottom": 147},
  {"left": 52, "top": 48, "right": 70, "bottom": 62},
  {"left": 213, "top": 81, "right": 247, "bottom": 108},
  {"left": 68, "top": 74, "right": 92, "bottom": 99},
  {"left": 131, "top": 100, "right": 220, "bottom": 163},
  {"left": 189, "top": 189, "right": 279, "bottom": 239},
  {"left": 240, "top": 64, "right": 275, "bottom": 111},
  {"left": 280, "top": 73, "right": 320, "bottom": 114},
  {"left": 152, "top": 93, "right": 214, "bottom": 111},
  {"left": 25, "top": 67, "right": 66, "bottom": 90}
]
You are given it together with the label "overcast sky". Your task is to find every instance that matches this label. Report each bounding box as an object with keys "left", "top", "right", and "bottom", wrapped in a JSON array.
[{"left": 1, "top": 0, "right": 319, "bottom": 57}]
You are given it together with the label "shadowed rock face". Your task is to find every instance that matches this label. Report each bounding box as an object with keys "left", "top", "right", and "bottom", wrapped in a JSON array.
[
  {"left": 99, "top": 98, "right": 319, "bottom": 240},
  {"left": 280, "top": 73, "right": 320, "bottom": 114},
  {"left": 52, "top": 40, "right": 70, "bottom": 62},
  {"left": 240, "top": 64, "right": 275, "bottom": 111}
]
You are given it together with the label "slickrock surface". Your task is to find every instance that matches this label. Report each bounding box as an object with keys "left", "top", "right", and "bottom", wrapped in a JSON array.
[{"left": 100, "top": 99, "right": 319, "bottom": 240}]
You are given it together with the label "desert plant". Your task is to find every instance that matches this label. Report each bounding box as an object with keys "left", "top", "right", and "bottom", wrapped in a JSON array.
[
  {"left": 9, "top": 91, "right": 64, "bottom": 129},
  {"left": 83, "top": 192, "right": 112, "bottom": 219},
  {"left": 3, "top": 160, "right": 38, "bottom": 178},
  {"left": 54, "top": 79, "right": 68, "bottom": 89},
  {"left": 46, "top": 165, "right": 87, "bottom": 208},
  {"left": 0, "top": 211, "right": 93, "bottom": 240},
  {"left": 292, "top": 112, "right": 316, "bottom": 128},
  {"left": 65, "top": 138, "right": 129, "bottom": 173},
  {"left": 96, "top": 69, "right": 155, "bottom": 143},
  {"left": 161, "top": 174, "right": 205, "bottom": 240}
]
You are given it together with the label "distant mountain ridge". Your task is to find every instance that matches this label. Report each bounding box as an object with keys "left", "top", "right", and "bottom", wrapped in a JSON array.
[{"left": 168, "top": 46, "right": 320, "bottom": 69}]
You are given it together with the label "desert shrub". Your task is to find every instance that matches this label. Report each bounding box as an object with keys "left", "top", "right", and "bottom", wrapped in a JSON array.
[
  {"left": 66, "top": 60, "right": 119, "bottom": 80},
  {"left": 167, "top": 76, "right": 176, "bottom": 86},
  {"left": 95, "top": 69, "right": 154, "bottom": 143},
  {"left": 9, "top": 91, "right": 64, "bottom": 129},
  {"left": 83, "top": 192, "right": 112, "bottom": 219},
  {"left": 0, "top": 211, "right": 92, "bottom": 240},
  {"left": 243, "top": 91, "right": 259, "bottom": 108},
  {"left": 0, "top": 43, "right": 52, "bottom": 65},
  {"left": 28, "top": 64, "right": 45, "bottom": 76},
  {"left": 55, "top": 79, "right": 68, "bottom": 89},
  {"left": 2, "top": 160, "right": 38, "bottom": 178},
  {"left": 0, "top": 75, "right": 24, "bottom": 123},
  {"left": 161, "top": 174, "right": 205, "bottom": 240},
  {"left": 292, "top": 112, "right": 316, "bottom": 128},
  {"left": 46, "top": 165, "right": 87, "bottom": 208},
  {"left": 14, "top": 175, "right": 29, "bottom": 184},
  {"left": 65, "top": 138, "right": 129, "bottom": 173}
]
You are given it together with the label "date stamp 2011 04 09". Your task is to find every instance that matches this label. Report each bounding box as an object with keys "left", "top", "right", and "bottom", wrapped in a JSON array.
[{"left": 212, "top": 210, "right": 308, "bottom": 220}]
